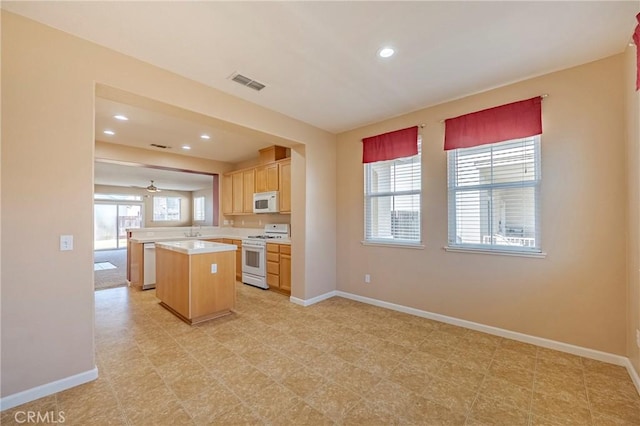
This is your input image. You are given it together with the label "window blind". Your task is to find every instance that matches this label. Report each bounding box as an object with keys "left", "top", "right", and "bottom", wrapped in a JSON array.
[
  {"left": 364, "top": 139, "right": 421, "bottom": 243},
  {"left": 447, "top": 137, "right": 541, "bottom": 252}
]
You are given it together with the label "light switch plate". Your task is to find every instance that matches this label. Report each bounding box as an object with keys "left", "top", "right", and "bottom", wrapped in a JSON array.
[
  {"left": 60, "top": 235, "right": 73, "bottom": 251},
  {"left": 211, "top": 264, "right": 217, "bottom": 274}
]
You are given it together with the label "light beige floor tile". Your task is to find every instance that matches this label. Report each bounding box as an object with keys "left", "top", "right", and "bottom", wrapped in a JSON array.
[
  {"left": 241, "top": 383, "right": 300, "bottom": 422},
  {"left": 124, "top": 399, "right": 193, "bottom": 426},
  {"left": 7, "top": 286, "right": 640, "bottom": 425},
  {"left": 329, "top": 342, "right": 369, "bottom": 364},
  {"left": 534, "top": 372, "right": 589, "bottom": 406},
  {"left": 448, "top": 348, "right": 493, "bottom": 371},
  {"left": 331, "top": 363, "right": 384, "bottom": 396},
  {"left": 207, "top": 402, "right": 261, "bottom": 425},
  {"left": 180, "top": 381, "right": 242, "bottom": 423},
  {"left": 421, "top": 376, "right": 478, "bottom": 413},
  {"left": 436, "top": 360, "right": 487, "bottom": 390},
  {"left": 531, "top": 391, "right": 593, "bottom": 425},
  {"left": 280, "top": 367, "right": 327, "bottom": 398},
  {"left": 305, "top": 381, "right": 362, "bottom": 422},
  {"left": 341, "top": 399, "right": 401, "bottom": 425},
  {"left": 467, "top": 394, "right": 529, "bottom": 426},
  {"left": 218, "top": 364, "right": 277, "bottom": 397},
  {"left": 388, "top": 362, "right": 433, "bottom": 394},
  {"left": 498, "top": 339, "right": 539, "bottom": 356},
  {"left": 479, "top": 376, "right": 532, "bottom": 412},
  {"left": 272, "top": 400, "right": 334, "bottom": 425},
  {"left": 487, "top": 359, "right": 534, "bottom": 389}
]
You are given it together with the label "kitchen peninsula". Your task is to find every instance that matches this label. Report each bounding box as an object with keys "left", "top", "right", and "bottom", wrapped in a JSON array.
[{"left": 155, "top": 240, "right": 237, "bottom": 325}]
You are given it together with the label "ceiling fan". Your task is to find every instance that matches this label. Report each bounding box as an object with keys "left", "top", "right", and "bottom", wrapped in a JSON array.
[{"left": 145, "top": 180, "right": 162, "bottom": 193}]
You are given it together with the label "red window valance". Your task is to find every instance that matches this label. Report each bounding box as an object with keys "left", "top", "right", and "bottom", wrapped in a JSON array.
[
  {"left": 634, "top": 13, "right": 640, "bottom": 91},
  {"left": 444, "top": 97, "right": 542, "bottom": 151},
  {"left": 362, "top": 126, "right": 419, "bottom": 163}
]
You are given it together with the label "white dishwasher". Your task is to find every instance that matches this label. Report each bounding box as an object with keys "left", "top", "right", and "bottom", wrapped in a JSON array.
[{"left": 143, "top": 243, "right": 156, "bottom": 290}]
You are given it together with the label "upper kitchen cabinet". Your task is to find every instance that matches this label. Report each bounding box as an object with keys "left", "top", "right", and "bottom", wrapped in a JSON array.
[
  {"left": 222, "top": 174, "right": 233, "bottom": 215},
  {"left": 255, "top": 163, "right": 279, "bottom": 193},
  {"left": 242, "top": 169, "right": 255, "bottom": 213},
  {"left": 232, "top": 171, "right": 244, "bottom": 214},
  {"left": 278, "top": 159, "right": 291, "bottom": 214},
  {"left": 221, "top": 145, "right": 291, "bottom": 216}
]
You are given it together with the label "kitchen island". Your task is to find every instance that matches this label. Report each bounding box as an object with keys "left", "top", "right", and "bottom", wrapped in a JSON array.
[{"left": 155, "top": 240, "right": 237, "bottom": 325}]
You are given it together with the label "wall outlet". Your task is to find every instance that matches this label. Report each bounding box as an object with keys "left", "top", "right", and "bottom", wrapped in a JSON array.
[
  {"left": 636, "top": 329, "right": 640, "bottom": 348},
  {"left": 223, "top": 220, "right": 229, "bottom": 226},
  {"left": 60, "top": 235, "right": 73, "bottom": 251},
  {"left": 364, "top": 274, "right": 371, "bottom": 283},
  {"left": 210, "top": 264, "right": 217, "bottom": 274}
]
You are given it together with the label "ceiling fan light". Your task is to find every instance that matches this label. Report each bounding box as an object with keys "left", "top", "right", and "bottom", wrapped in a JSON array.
[{"left": 146, "top": 180, "right": 161, "bottom": 192}]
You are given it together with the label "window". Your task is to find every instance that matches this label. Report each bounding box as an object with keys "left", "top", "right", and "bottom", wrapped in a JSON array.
[
  {"left": 193, "top": 196, "right": 205, "bottom": 221},
  {"left": 153, "top": 196, "right": 181, "bottom": 221},
  {"left": 364, "top": 138, "right": 421, "bottom": 244},
  {"left": 94, "top": 193, "right": 143, "bottom": 201},
  {"left": 447, "top": 136, "right": 541, "bottom": 253}
]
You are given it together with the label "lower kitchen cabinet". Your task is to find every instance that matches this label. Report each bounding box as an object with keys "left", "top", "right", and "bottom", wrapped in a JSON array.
[
  {"left": 266, "top": 243, "right": 291, "bottom": 295},
  {"left": 279, "top": 246, "right": 291, "bottom": 293},
  {"left": 222, "top": 238, "right": 243, "bottom": 281}
]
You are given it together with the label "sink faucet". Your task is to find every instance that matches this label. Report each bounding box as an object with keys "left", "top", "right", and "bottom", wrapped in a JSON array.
[{"left": 184, "top": 226, "right": 202, "bottom": 238}]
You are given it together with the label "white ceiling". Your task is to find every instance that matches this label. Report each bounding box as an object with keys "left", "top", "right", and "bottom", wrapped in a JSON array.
[
  {"left": 94, "top": 161, "right": 215, "bottom": 192},
  {"left": 95, "top": 97, "right": 287, "bottom": 163},
  {"left": 4, "top": 1, "right": 638, "bottom": 134},
  {"left": 5, "top": 1, "right": 638, "bottom": 190}
]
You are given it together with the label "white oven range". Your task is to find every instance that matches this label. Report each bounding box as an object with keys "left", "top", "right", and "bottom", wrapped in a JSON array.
[{"left": 241, "top": 224, "right": 289, "bottom": 289}]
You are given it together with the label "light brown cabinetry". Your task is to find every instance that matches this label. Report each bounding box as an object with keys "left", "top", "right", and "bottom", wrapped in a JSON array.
[
  {"left": 127, "top": 241, "right": 143, "bottom": 287},
  {"left": 222, "top": 238, "right": 243, "bottom": 281},
  {"left": 222, "top": 175, "right": 233, "bottom": 215},
  {"left": 221, "top": 156, "right": 291, "bottom": 216},
  {"left": 156, "top": 247, "right": 236, "bottom": 325},
  {"left": 279, "top": 245, "right": 291, "bottom": 293},
  {"left": 231, "top": 172, "right": 244, "bottom": 214},
  {"left": 243, "top": 169, "right": 255, "bottom": 213},
  {"left": 278, "top": 159, "right": 291, "bottom": 214},
  {"left": 266, "top": 243, "right": 291, "bottom": 295},
  {"left": 255, "top": 163, "right": 279, "bottom": 193}
]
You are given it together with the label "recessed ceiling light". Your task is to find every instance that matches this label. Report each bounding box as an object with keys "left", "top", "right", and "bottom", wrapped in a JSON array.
[
  {"left": 113, "top": 115, "right": 128, "bottom": 121},
  {"left": 378, "top": 47, "right": 395, "bottom": 58},
  {"left": 182, "top": 145, "right": 191, "bottom": 150},
  {"left": 103, "top": 130, "right": 115, "bottom": 135},
  {"left": 200, "top": 134, "right": 210, "bottom": 140}
]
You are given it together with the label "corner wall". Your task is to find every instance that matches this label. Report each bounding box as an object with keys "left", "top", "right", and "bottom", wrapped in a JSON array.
[
  {"left": 336, "top": 55, "right": 628, "bottom": 355},
  {"left": 625, "top": 44, "right": 640, "bottom": 375}
]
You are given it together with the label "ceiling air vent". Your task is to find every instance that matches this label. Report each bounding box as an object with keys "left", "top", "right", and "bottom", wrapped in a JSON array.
[
  {"left": 150, "top": 143, "right": 171, "bottom": 149},
  {"left": 229, "top": 72, "right": 266, "bottom": 92}
]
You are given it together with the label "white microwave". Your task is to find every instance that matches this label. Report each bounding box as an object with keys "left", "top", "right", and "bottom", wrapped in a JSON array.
[{"left": 253, "top": 191, "right": 279, "bottom": 214}]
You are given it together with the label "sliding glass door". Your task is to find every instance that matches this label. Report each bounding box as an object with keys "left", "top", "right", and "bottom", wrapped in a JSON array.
[{"left": 94, "top": 202, "right": 143, "bottom": 250}]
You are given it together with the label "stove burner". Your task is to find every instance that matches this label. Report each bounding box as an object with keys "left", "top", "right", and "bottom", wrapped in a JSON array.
[{"left": 247, "top": 235, "right": 278, "bottom": 239}]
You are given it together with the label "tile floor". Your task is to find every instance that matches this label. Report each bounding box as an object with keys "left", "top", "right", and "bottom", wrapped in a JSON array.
[{"left": 2, "top": 283, "right": 639, "bottom": 425}]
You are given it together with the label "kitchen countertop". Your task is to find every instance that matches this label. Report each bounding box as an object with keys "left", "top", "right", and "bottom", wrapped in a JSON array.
[
  {"left": 130, "top": 235, "right": 291, "bottom": 245},
  {"left": 155, "top": 240, "right": 237, "bottom": 255}
]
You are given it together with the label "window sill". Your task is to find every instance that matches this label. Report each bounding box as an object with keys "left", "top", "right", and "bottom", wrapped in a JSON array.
[
  {"left": 361, "top": 240, "right": 425, "bottom": 249},
  {"left": 443, "top": 246, "right": 547, "bottom": 258}
]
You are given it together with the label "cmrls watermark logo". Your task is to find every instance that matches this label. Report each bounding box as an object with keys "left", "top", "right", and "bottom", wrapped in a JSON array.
[{"left": 14, "top": 411, "right": 66, "bottom": 424}]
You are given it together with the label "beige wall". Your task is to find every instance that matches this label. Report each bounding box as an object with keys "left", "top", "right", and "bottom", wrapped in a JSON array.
[
  {"left": 1, "top": 12, "right": 336, "bottom": 399},
  {"left": 625, "top": 44, "right": 640, "bottom": 374},
  {"left": 336, "top": 55, "right": 628, "bottom": 355}
]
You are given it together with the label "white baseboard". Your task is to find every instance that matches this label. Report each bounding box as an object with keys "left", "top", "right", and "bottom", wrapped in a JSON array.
[
  {"left": 335, "top": 291, "right": 638, "bottom": 383},
  {"left": 290, "top": 290, "right": 337, "bottom": 307},
  {"left": 624, "top": 358, "right": 640, "bottom": 395},
  {"left": 0, "top": 367, "right": 98, "bottom": 411}
]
